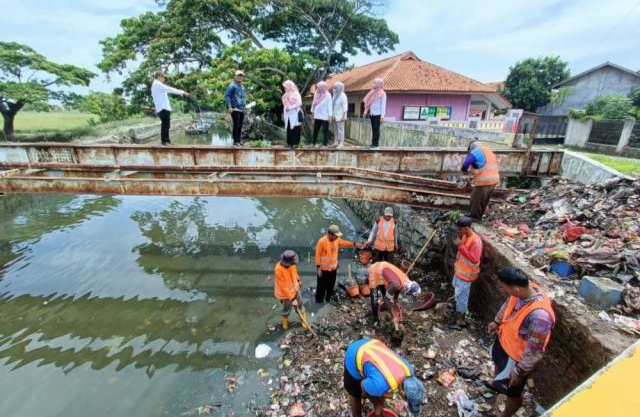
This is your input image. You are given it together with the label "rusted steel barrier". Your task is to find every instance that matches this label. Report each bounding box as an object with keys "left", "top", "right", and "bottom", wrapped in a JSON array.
[
  {"left": 0, "top": 143, "right": 560, "bottom": 208},
  {"left": 0, "top": 143, "right": 562, "bottom": 176}
]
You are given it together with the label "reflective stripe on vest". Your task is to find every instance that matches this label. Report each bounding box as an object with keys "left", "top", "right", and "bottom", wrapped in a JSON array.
[
  {"left": 497, "top": 283, "right": 556, "bottom": 362},
  {"left": 318, "top": 236, "right": 339, "bottom": 271},
  {"left": 368, "top": 262, "right": 408, "bottom": 289},
  {"left": 374, "top": 217, "right": 395, "bottom": 252},
  {"left": 454, "top": 232, "right": 481, "bottom": 282},
  {"left": 356, "top": 339, "right": 412, "bottom": 392},
  {"left": 473, "top": 147, "right": 500, "bottom": 186}
]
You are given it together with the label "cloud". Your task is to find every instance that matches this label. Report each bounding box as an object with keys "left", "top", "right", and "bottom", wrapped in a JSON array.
[{"left": 1, "top": 0, "right": 639, "bottom": 92}]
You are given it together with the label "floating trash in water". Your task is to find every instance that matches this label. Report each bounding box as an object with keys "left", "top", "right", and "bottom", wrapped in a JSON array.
[{"left": 255, "top": 343, "right": 271, "bottom": 359}]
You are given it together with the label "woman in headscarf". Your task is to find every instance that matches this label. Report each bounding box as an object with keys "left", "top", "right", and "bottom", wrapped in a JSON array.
[
  {"left": 281, "top": 80, "right": 302, "bottom": 148},
  {"left": 362, "top": 78, "right": 386, "bottom": 148},
  {"left": 332, "top": 81, "right": 348, "bottom": 148},
  {"left": 311, "top": 81, "right": 333, "bottom": 147}
]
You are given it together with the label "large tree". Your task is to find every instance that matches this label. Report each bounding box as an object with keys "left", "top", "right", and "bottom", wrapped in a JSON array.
[
  {"left": 502, "top": 56, "right": 570, "bottom": 112},
  {"left": 0, "top": 42, "right": 95, "bottom": 137},
  {"left": 98, "top": 0, "right": 398, "bottom": 112}
]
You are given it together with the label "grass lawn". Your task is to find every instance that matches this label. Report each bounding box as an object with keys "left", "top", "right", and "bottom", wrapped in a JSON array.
[
  {"left": 580, "top": 152, "right": 640, "bottom": 177},
  {"left": 14, "top": 111, "right": 97, "bottom": 133}
]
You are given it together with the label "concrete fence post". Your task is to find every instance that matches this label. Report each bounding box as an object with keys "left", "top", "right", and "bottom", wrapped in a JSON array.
[{"left": 617, "top": 119, "right": 636, "bottom": 153}]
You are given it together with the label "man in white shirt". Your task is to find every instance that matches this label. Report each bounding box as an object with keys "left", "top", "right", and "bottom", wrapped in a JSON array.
[{"left": 151, "top": 72, "right": 190, "bottom": 145}]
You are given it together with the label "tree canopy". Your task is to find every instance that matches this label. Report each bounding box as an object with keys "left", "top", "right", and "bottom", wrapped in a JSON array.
[
  {"left": 502, "top": 56, "right": 570, "bottom": 112},
  {"left": 98, "top": 0, "right": 398, "bottom": 113},
  {"left": 0, "top": 41, "right": 95, "bottom": 136}
]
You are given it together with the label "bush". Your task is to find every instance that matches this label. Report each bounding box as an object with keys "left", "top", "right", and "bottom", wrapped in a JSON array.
[
  {"left": 76, "top": 92, "right": 129, "bottom": 124},
  {"left": 569, "top": 94, "right": 635, "bottom": 120}
]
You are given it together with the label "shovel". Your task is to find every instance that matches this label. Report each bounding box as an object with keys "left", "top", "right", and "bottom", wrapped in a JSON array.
[{"left": 293, "top": 305, "right": 317, "bottom": 338}]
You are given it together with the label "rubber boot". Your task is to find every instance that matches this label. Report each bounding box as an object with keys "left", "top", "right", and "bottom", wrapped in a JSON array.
[
  {"left": 300, "top": 311, "right": 309, "bottom": 330},
  {"left": 281, "top": 317, "right": 289, "bottom": 330}
]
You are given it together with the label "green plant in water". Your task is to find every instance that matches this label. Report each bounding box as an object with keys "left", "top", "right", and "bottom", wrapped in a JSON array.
[{"left": 447, "top": 210, "right": 461, "bottom": 223}]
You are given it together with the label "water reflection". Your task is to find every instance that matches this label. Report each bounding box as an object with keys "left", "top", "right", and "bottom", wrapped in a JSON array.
[{"left": 0, "top": 194, "right": 365, "bottom": 417}]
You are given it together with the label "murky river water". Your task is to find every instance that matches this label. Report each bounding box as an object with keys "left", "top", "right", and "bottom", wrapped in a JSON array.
[{"left": 0, "top": 124, "right": 366, "bottom": 416}]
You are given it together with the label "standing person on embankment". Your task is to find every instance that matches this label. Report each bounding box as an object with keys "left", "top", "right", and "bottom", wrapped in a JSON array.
[
  {"left": 461, "top": 139, "right": 500, "bottom": 221},
  {"left": 362, "top": 78, "right": 386, "bottom": 149},
  {"left": 151, "top": 71, "right": 190, "bottom": 146},
  {"left": 343, "top": 338, "right": 425, "bottom": 417},
  {"left": 486, "top": 267, "right": 555, "bottom": 417},
  {"left": 281, "top": 80, "right": 303, "bottom": 149},
  {"left": 224, "top": 70, "right": 246, "bottom": 147},
  {"left": 332, "top": 81, "right": 348, "bottom": 148},
  {"left": 315, "top": 224, "right": 363, "bottom": 303}
]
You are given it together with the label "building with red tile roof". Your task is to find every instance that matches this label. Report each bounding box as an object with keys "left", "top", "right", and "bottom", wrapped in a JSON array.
[{"left": 320, "top": 51, "right": 510, "bottom": 122}]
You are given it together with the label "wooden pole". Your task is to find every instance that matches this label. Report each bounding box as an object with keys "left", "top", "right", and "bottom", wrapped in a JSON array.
[{"left": 406, "top": 230, "right": 437, "bottom": 275}]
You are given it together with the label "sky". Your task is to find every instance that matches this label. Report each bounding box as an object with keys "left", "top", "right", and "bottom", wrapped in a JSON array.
[{"left": 1, "top": 0, "right": 639, "bottom": 94}]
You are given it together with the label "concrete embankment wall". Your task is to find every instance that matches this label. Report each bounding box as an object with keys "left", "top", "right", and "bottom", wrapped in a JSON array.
[
  {"left": 346, "top": 118, "right": 523, "bottom": 148},
  {"left": 345, "top": 199, "right": 635, "bottom": 408},
  {"left": 560, "top": 150, "right": 635, "bottom": 185}
]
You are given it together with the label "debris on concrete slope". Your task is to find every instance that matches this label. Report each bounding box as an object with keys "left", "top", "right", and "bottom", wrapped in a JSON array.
[
  {"left": 486, "top": 176, "right": 640, "bottom": 335},
  {"left": 251, "top": 287, "right": 542, "bottom": 417}
]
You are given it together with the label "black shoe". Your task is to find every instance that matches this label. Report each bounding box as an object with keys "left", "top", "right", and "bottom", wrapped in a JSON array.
[{"left": 161, "top": 142, "right": 171, "bottom": 146}]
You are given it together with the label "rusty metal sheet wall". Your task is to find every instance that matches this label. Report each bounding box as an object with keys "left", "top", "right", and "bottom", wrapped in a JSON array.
[{"left": 0, "top": 143, "right": 563, "bottom": 176}]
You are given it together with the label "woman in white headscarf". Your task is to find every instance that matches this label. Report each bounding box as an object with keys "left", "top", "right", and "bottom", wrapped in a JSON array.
[
  {"left": 332, "top": 81, "right": 348, "bottom": 148},
  {"left": 281, "top": 80, "right": 302, "bottom": 148}
]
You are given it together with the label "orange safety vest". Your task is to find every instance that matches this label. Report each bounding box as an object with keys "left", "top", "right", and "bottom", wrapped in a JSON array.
[
  {"left": 274, "top": 262, "right": 301, "bottom": 300},
  {"left": 367, "top": 262, "right": 409, "bottom": 289},
  {"left": 497, "top": 283, "right": 556, "bottom": 362},
  {"left": 472, "top": 147, "right": 500, "bottom": 186},
  {"left": 374, "top": 217, "right": 395, "bottom": 252},
  {"left": 454, "top": 232, "right": 482, "bottom": 282},
  {"left": 316, "top": 235, "right": 353, "bottom": 271},
  {"left": 356, "top": 339, "right": 412, "bottom": 392}
]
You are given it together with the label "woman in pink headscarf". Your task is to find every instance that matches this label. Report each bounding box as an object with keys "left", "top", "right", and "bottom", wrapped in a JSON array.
[
  {"left": 311, "top": 81, "right": 333, "bottom": 147},
  {"left": 362, "top": 78, "right": 386, "bottom": 148},
  {"left": 282, "top": 80, "right": 303, "bottom": 148}
]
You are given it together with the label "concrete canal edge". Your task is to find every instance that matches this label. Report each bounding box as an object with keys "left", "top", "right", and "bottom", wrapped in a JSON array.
[{"left": 345, "top": 199, "right": 635, "bottom": 408}]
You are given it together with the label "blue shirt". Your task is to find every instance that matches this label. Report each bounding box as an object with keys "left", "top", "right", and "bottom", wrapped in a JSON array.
[
  {"left": 461, "top": 148, "right": 487, "bottom": 172},
  {"left": 344, "top": 338, "right": 414, "bottom": 397},
  {"left": 224, "top": 81, "right": 246, "bottom": 111}
]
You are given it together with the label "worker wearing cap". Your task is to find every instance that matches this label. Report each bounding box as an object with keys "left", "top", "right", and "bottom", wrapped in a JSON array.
[
  {"left": 487, "top": 267, "right": 555, "bottom": 417},
  {"left": 150, "top": 71, "right": 191, "bottom": 145},
  {"left": 344, "top": 338, "right": 425, "bottom": 417},
  {"left": 359, "top": 248, "right": 421, "bottom": 324},
  {"left": 449, "top": 215, "right": 483, "bottom": 330},
  {"left": 274, "top": 250, "right": 307, "bottom": 331},
  {"left": 224, "top": 70, "right": 247, "bottom": 147},
  {"left": 315, "top": 224, "right": 363, "bottom": 303},
  {"left": 365, "top": 207, "right": 399, "bottom": 263},
  {"left": 462, "top": 139, "right": 500, "bottom": 221}
]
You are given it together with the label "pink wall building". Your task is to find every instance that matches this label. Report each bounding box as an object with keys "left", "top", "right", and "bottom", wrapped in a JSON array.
[{"left": 323, "top": 52, "right": 511, "bottom": 122}]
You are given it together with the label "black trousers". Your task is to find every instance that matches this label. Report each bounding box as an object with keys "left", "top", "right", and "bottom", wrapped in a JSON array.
[
  {"left": 373, "top": 249, "right": 394, "bottom": 264},
  {"left": 370, "top": 115, "right": 381, "bottom": 147},
  {"left": 286, "top": 123, "right": 301, "bottom": 147},
  {"left": 231, "top": 111, "right": 244, "bottom": 143},
  {"left": 157, "top": 110, "right": 171, "bottom": 144},
  {"left": 312, "top": 119, "right": 330, "bottom": 145},
  {"left": 316, "top": 269, "right": 337, "bottom": 303}
]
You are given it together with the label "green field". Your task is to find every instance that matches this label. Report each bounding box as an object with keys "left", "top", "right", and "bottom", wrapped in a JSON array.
[
  {"left": 14, "top": 111, "right": 97, "bottom": 133},
  {"left": 580, "top": 152, "right": 640, "bottom": 177}
]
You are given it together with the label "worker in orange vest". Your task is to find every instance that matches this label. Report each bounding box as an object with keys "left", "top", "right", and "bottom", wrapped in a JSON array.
[
  {"left": 344, "top": 338, "right": 425, "bottom": 417},
  {"left": 358, "top": 248, "right": 421, "bottom": 324},
  {"left": 315, "top": 224, "right": 363, "bottom": 303},
  {"left": 365, "top": 207, "right": 399, "bottom": 263},
  {"left": 449, "top": 215, "right": 483, "bottom": 330},
  {"left": 274, "top": 250, "right": 307, "bottom": 330},
  {"left": 486, "top": 267, "right": 555, "bottom": 417},
  {"left": 462, "top": 139, "right": 500, "bottom": 222}
]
